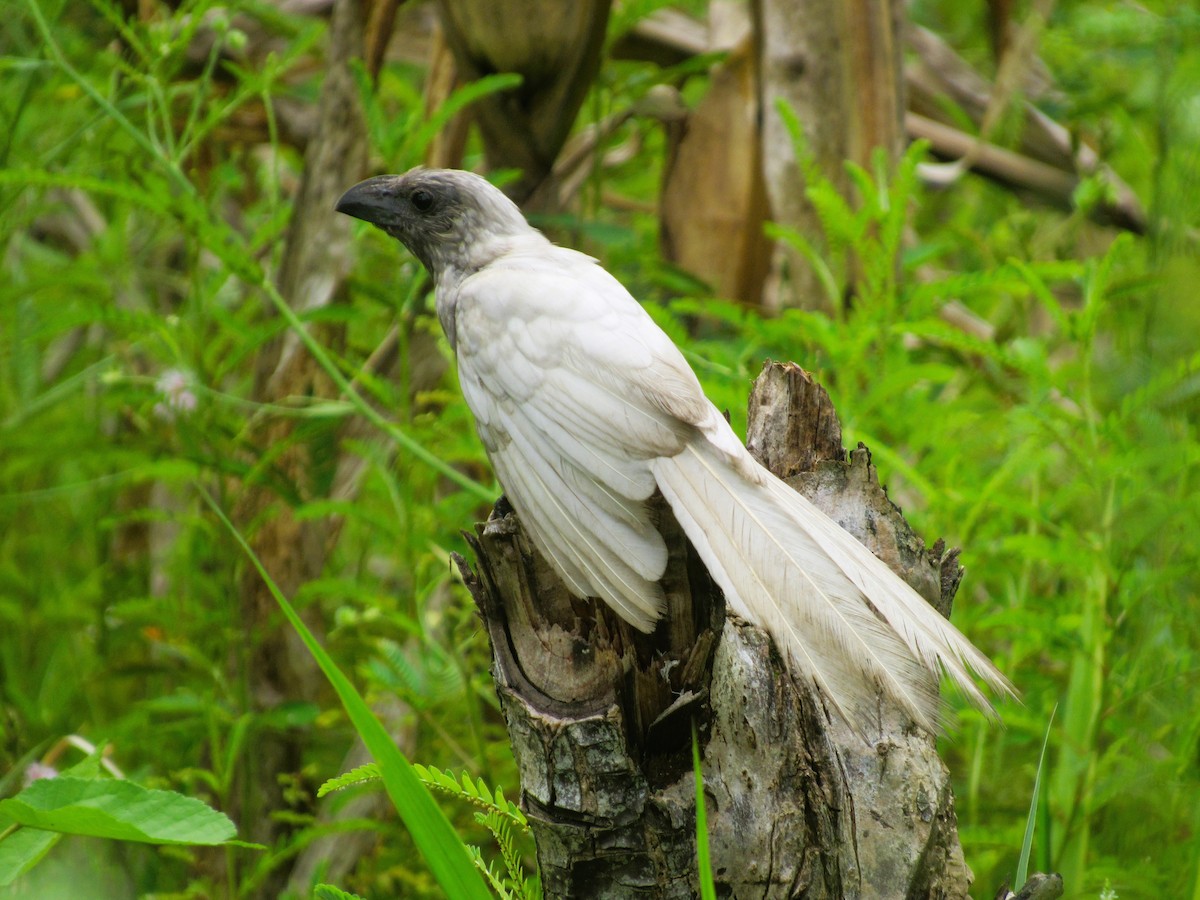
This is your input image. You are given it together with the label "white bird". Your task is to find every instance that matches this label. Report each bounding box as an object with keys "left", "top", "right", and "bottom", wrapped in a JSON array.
[{"left": 337, "top": 168, "right": 1014, "bottom": 734}]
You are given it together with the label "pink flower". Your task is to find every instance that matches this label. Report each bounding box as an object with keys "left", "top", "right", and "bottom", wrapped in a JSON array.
[
  {"left": 23, "top": 762, "right": 58, "bottom": 786},
  {"left": 154, "top": 368, "right": 198, "bottom": 419}
]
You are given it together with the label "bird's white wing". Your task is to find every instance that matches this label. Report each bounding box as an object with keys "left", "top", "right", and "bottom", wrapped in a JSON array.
[
  {"left": 448, "top": 242, "right": 1013, "bottom": 734},
  {"left": 338, "top": 168, "right": 1013, "bottom": 736},
  {"left": 450, "top": 246, "right": 710, "bottom": 632}
]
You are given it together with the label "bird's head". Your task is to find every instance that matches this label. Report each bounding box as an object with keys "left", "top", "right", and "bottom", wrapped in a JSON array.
[{"left": 336, "top": 168, "right": 531, "bottom": 281}]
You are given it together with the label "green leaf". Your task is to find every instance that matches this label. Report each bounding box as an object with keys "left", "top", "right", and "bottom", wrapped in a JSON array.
[
  {"left": 764, "top": 222, "right": 841, "bottom": 309},
  {"left": 0, "top": 815, "right": 61, "bottom": 887},
  {"left": 1016, "top": 704, "right": 1058, "bottom": 887},
  {"left": 314, "top": 885, "right": 366, "bottom": 900},
  {"left": 402, "top": 73, "right": 523, "bottom": 161},
  {"left": 0, "top": 777, "right": 235, "bottom": 845},
  {"left": 692, "top": 720, "right": 716, "bottom": 900},
  {"left": 413, "top": 764, "right": 527, "bottom": 828},
  {"left": 318, "top": 763, "right": 382, "bottom": 798}
]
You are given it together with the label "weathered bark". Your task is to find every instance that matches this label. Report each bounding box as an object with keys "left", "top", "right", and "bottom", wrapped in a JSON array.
[
  {"left": 659, "top": 8, "right": 773, "bottom": 305},
  {"left": 621, "top": 5, "right": 1143, "bottom": 315},
  {"left": 1003, "top": 873, "right": 1064, "bottom": 900},
  {"left": 757, "top": 0, "right": 907, "bottom": 312},
  {"left": 456, "top": 361, "right": 974, "bottom": 898}
]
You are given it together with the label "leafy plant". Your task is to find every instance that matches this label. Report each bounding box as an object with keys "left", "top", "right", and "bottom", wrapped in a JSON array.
[
  {"left": 0, "top": 745, "right": 244, "bottom": 886},
  {"left": 320, "top": 762, "right": 538, "bottom": 899},
  {"left": 1016, "top": 705, "right": 1057, "bottom": 888},
  {"left": 3, "top": 0, "right": 1198, "bottom": 896},
  {"left": 633, "top": 96, "right": 1200, "bottom": 897},
  {"left": 208, "top": 491, "right": 492, "bottom": 898},
  {"left": 2, "top": 0, "right": 505, "bottom": 893}
]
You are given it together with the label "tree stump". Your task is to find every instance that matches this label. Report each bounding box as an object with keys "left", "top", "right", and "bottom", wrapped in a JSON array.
[{"left": 454, "top": 361, "right": 974, "bottom": 898}]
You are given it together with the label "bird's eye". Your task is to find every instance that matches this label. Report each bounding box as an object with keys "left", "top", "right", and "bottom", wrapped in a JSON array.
[{"left": 410, "top": 189, "right": 435, "bottom": 213}]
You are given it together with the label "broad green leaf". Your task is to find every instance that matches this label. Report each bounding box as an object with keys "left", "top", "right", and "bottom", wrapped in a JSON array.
[
  {"left": 0, "top": 814, "right": 61, "bottom": 887},
  {"left": 1016, "top": 704, "right": 1058, "bottom": 887},
  {"left": 0, "top": 777, "right": 235, "bottom": 845}
]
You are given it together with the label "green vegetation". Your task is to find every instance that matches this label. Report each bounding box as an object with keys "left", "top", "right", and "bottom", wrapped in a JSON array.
[{"left": 2, "top": 0, "right": 1198, "bottom": 897}]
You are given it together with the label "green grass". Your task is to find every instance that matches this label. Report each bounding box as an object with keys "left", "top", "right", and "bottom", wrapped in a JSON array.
[{"left": 2, "top": 0, "right": 1199, "bottom": 897}]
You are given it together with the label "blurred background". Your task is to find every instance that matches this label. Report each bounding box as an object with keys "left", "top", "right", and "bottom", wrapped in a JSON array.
[{"left": 1, "top": 0, "right": 1198, "bottom": 896}]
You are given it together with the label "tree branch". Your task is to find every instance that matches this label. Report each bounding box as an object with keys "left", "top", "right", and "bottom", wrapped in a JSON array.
[{"left": 455, "top": 361, "right": 975, "bottom": 898}]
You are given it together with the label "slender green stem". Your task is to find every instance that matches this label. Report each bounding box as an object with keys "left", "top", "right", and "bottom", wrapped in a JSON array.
[
  {"left": 692, "top": 719, "right": 716, "bottom": 900},
  {"left": 25, "top": 0, "right": 191, "bottom": 197},
  {"left": 253, "top": 275, "right": 495, "bottom": 501}
]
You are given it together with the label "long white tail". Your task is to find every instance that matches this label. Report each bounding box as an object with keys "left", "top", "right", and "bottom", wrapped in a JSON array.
[{"left": 650, "top": 439, "right": 1014, "bottom": 734}]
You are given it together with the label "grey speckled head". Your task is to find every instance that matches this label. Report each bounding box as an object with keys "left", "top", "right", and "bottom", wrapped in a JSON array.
[{"left": 336, "top": 168, "right": 532, "bottom": 282}]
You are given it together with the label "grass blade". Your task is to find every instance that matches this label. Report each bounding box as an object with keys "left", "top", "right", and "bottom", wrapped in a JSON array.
[
  {"left": 201, "top": 488, "right": 492, "bottom": 900},
  {"left": 1016, "top": 703, "right": 1057, "bottom": 887},
  {"left": 692, "top": 719, "right": 716, "bottom": 900}
]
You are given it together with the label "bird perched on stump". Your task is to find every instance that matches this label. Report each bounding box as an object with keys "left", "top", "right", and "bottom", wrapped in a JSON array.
[{"left": 337, "top": 168, "right": 1014, "bottom": 735}]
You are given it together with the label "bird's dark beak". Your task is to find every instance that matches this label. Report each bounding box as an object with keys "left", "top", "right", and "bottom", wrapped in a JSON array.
[{"left": 336, "top": 175, "right": 403, "bottom": 227}]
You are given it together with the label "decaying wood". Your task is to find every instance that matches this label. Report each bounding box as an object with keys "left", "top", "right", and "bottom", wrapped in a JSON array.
[
  {"left": 908, "top": 113, "right": 1075, "bottom": 202},
  {"left": 997, "top": 873, "right": 1065, "bottom": 900},
  {"left": 659, "top": 16, "right": 772, "bottom": 306},
  {"left": 754, "top": 0, "right": 906, "bottom": 312},
  {"left": 905, "top": 24, "right": 1145, "bottom": 233},
  {"left": 650, "top": 0, "right": 922, "bottom": 308},
  {"left": 456, "top": 361, "right": 976, "bottom": 898},
  {"left": 616, "top": 6, "right": 1144, "bottom": 254}
]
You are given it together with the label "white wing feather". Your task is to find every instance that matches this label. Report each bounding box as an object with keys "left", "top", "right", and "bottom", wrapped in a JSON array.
[
  {"left": 453, "top": 247, "right": 692, "bottom": 631},
  {"left": 448, "top": 239, "right": 1012, "bottom": 733}
]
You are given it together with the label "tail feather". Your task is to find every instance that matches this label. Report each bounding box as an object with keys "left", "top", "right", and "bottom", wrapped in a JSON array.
[
  {"left": 759, "top": 477, "right": 1015, "bottom": 706},
  {"left": 651, "top": 438, "right": 1012, "bottom": 735}
]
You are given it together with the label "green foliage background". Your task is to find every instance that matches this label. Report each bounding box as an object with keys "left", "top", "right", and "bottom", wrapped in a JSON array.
[{"left": 2, "top": 0, "right": 1198, "bottom": 897}]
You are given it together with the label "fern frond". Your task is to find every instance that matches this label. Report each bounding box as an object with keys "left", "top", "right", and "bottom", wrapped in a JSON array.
[
  {"left": 424, "top": 643, "right": 467, "bottom": 701},
  {"left": 314, "top": 884, "right": 367, "bottom": 900},
  {"left": 318, "top": 763, "right": 382, "bottom": 798},
  {"left": 476, "top": 808, "right": 527, "bottom": 890},
  {"left": 370, "top": 638, "right": 427, "bottom": 699},
  {"left": 413, "top": 764, "right": 528, "bottom": 830},
  {"left": 466, "top": 844, "right": 516, "bottom": 900},
  {"left": 763, "top": 223, "right": 842, "bottom": 309},
  {"left": 896, "top": 318, "right": 1017, "bottom": 367}
]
